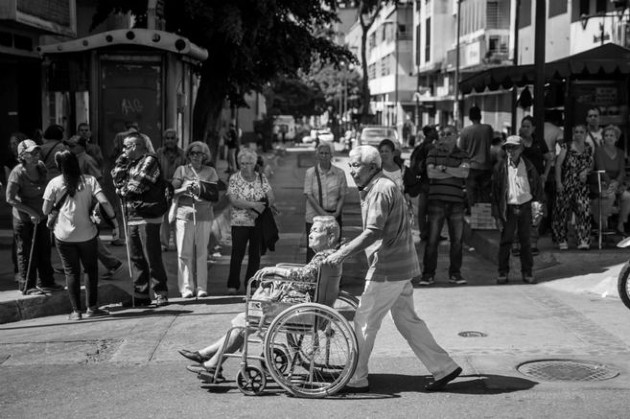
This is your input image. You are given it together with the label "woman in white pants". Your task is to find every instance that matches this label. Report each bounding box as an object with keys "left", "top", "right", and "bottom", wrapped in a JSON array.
[{"left": 172, "top": 142, "right": 218, "bottom": 298}]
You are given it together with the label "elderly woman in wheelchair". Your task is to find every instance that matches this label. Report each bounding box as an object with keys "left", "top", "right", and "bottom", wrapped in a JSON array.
[{"left": 178, "top": 215, "right": 347, "bottom": 382}]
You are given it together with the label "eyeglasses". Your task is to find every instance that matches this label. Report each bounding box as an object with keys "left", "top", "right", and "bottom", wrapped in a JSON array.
[
  {"left": 165, "top": 136, "right": 176, "bottom": 140},
  {"left": 123, "top": 143, "right": 136, "bottom": 150},
  {"left": 189, "top": 151, "right": 204, "bottom": 157},
  {"left": 504, "top": 145, "right": 520, "bottom": 150},
  {"left": 440, "top": 131, "right": 455, "bottom": 137}
]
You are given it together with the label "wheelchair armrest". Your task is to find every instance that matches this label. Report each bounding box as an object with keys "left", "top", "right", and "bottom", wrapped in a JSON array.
[{"left": 275, "top": 263, "right": 304, "bottom": 268}]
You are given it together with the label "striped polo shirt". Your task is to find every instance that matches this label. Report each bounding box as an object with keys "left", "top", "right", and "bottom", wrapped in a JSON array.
[
  {"left": 360, "top": 173, "right": 420, "bottom": 281},
  {"left": 426, "top": 144, "right": 469, "bottom": 203}
]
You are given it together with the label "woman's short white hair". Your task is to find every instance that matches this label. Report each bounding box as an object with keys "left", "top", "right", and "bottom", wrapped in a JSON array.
[
  {"left": 312, "top": 215, "right": 340, "bottom": 243},
  {"left": 185, "top": 141, "right": 211, "bottom": 162},
  {"left": 349, "top": 145, "right": 381, "bottom": 169},
  {"left": 238, "top": 148, "right": 258, "bottom": 164}
]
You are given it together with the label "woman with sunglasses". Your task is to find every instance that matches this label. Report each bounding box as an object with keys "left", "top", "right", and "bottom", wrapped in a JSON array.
[{"left": 171, "top": 141, "right": 219, "bottom": 298}]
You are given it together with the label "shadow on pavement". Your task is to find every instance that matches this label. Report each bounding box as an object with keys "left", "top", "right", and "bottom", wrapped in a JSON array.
[{"left": 341, "top": 373, "right": 538, "bottom": 397}]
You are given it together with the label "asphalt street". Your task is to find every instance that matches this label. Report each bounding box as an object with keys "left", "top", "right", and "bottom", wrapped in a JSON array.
[{"left": 1, "top": 145, "right": 630, "bottom": 418}]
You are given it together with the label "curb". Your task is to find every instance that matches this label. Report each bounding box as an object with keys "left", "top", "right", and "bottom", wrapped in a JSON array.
[{"left": 0, "top": 284, "right": 131, "bottom": 324}]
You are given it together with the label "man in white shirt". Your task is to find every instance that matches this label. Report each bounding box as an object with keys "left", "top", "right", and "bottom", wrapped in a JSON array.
[{"left": 491, "top": 136, "right": 543, "bottom": 285}]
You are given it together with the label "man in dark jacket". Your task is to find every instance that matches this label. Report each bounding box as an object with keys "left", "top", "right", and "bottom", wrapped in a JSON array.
[
  {"left": 111, "top": 132, "right": 169, "bottom": 307},
  {"left": 491, "top": 135, "right": 543, "bottom": 285}
]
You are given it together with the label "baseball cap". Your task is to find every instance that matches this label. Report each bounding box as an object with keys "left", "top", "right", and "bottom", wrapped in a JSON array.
[
  {"left": 17, "top": 139, "right": 40, "bottom": 155},
  {"left": 502, "top": 135, "right": 523, "bottom": 148}
]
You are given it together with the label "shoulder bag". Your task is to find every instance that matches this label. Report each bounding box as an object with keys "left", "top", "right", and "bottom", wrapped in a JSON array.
[{"left": 46, "top": 191, "right": 69, "bottom": 229}]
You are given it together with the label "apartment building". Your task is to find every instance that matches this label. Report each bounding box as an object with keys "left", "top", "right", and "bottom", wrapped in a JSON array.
[{"left": 346, "top": 2, "right": 416, "bottom": 136}]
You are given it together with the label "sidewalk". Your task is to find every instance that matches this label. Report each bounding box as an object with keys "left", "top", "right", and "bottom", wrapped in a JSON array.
[
  {"left": 0, "top": 144, "right": 370, "bottom": 324},
  {"left": 464, "top": 221, "right": 630, "bottom": 298}
]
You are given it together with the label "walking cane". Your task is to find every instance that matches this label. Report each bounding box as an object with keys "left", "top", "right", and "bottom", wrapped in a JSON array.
[
  {"left": 120, "top": 199, "right": 135, "bottom": 307},
  {"left": 22, "top": 220, "right": 38, "bottom": 294}
]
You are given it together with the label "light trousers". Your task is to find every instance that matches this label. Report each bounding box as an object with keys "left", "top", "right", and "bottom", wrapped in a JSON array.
[
  {"left": 350, "top": 280, "right": 459, "bottom": 387},
  {"left": 175, "top": 218, "right": 212, "bottom": 295}
]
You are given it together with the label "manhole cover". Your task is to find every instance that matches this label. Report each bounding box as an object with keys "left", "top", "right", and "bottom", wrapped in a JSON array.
[
  {"left": 458, "top": 331, "right": 487, "bottom": 337},
  {"left": 517, "top": 359, "right": 620, "bottom": 382}
]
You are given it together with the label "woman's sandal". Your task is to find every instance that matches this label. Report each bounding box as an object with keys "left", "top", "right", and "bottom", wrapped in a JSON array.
[{"left": 186, "top": 364, "right": 225, "bottom": 382}]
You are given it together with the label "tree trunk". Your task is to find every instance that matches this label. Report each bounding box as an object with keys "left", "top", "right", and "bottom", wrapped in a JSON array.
[
  {"left": 192, "top": 63, "right": 229, "bottom": 166},
  {"left": 360, "top": 25, "right": 370, "bottom": 120}
]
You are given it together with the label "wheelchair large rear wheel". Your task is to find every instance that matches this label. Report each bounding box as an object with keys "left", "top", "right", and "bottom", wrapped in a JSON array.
[
  {"left": 618, "top": 261, "right": 630, "bottom": 310},
  {"left": 264, "top": 303, "right": 358, "bottom": 398}
]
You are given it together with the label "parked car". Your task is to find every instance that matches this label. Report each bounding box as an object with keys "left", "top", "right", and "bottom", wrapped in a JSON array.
[
  {"left": 302, "top": 128, "right": 334, "bottom": 144},
  {"left": 354, "top": 126, "right": 401, "bottom": 150}
]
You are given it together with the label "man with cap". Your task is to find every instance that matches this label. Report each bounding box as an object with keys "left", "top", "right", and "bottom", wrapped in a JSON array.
[{"left": 491, "top": 135, "right": 543, "bottom": 285}]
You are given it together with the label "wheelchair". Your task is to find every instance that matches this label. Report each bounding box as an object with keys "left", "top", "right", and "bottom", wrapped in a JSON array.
[{"left": 206, "top": 262, "right": 359, "bottom": 398}]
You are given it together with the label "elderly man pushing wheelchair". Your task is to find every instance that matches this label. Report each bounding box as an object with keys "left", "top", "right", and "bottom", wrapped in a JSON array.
[{"left": 324, "top": 145, "right": 462, "bottom": 393}]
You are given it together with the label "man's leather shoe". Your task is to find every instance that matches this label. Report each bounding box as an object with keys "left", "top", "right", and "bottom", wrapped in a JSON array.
[
  {"left": 425, "top": 367, "right": 462, "bottom": 391},
  {"left": 338, "top": 384, "right": 370, "bottom": 394},
  {"left": 178, "top": 349, "right": 207, "bottom": 363}
]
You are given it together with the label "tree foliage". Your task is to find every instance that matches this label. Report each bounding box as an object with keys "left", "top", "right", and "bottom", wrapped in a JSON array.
[
  {"left": 263, "top": 77, "right": 326, "bottom": 118},
  {"left": 92, "top": 0, "right": 353, "bottom": 161}
]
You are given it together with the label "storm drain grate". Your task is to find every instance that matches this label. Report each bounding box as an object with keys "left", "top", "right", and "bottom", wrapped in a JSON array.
[
  {"left": 517, "top": 359, "right": 620, "bottom": 382},
  {"left": 458, "top": 331, "right": 487, "bottom": 338}
]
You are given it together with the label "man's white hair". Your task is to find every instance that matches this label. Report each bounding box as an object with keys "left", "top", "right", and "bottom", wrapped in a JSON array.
[{"left": 349, "top": 145, "right": 381, "bottom": 169}]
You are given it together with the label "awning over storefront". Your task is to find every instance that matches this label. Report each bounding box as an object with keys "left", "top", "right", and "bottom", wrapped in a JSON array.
[{"left": 460, "top": 43, "right": 630, "bottom": 94}]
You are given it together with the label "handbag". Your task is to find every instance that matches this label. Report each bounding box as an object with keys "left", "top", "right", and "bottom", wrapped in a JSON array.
[{"left": 46, "top": 191, "right": 68, "bottom": 229}]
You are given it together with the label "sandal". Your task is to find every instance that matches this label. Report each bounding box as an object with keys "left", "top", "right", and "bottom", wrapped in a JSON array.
[{"left": 186, "top": 364, "right": 225, "bottom": 382}]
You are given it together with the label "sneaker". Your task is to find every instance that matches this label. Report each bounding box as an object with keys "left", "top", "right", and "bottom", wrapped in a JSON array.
[
  {"left": 448, "top": 275, "right": 467, "bottom": 285},
  {"left": 577, "top": 242, "right": 590, "bottom": 251},
  {"left": 418, "top": 277, "right": 435, "bottom": 286},
  {"left": 110, "top": 239, "right": 125, "bottom": 247},
  {"left": 531, "top": 247, "right": 540, "bottom": 256},
  {"left": 85, "top": 307, "right": 110, "bottom": 318},
  {"left": 102, "top": 262, "right": 124, "bottom": 280},
  {"left": 24, "top": 287, "right": 45, "bottom": 296},
  {"left": 558, "top": 242, "right": 568, "bottom": 250},
  {"left": 511, "top": 246, "right": 521, "bottom": 257},
  {"left": 182, "top": 291, "right": 194, "bottom": 299},
  {"left": 496, "top": 274, "right": 508, "bottom": 285},
  {"left": 197, "top": 290, "right": 208, "bottom": 298},
  {"left": 68, "top": 311, "right": 82, "bottom": 321},
  {"left": 227, "top": 288, "right": 238, "bottom": 295},
  {"left": 155, "top": 294, "right": 169, "bottom": 307}
]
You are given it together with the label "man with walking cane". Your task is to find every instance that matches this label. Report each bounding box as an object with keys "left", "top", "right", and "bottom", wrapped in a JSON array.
[{"left": 111, "top": 133, "right": 170, "bottom": 307}]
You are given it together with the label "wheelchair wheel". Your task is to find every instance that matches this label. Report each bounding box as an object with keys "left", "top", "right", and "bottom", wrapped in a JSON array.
[
  {"left": 260, "top": 347, "right": 289, "bottom": 375},
  {"left": 236, "top": 366, "right": 266, "bottom": 396},
  {"left": 617, "top": 261, "right": 630, "bottom": 310},
  {"left": 264, "top": 303, "right": 358, "bottom": 398}
]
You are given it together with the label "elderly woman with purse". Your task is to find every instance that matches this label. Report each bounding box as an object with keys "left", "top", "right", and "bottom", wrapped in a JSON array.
[
  {"left": 171, "top": 141, "right": 219, "bottom": 298},
  {"left": 226, "top": 149, "right": 275, "bottom": 294}
]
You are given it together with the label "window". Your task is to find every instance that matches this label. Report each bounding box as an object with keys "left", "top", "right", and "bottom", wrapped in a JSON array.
[
  {"left": 368, "top": 63, "right": 376, "bottom": 80},
  {"left": 369, "top": 32, "right": 376, "bottom": 50},
  {"left": 519, "top": 0, "right": 532, "bottom": 28},
  {"left": 425, "top": 17, "right": 431, "bottom": 62},
  {"left": 579, "top": 0, "right": 590, "bottom": 16},
  {"left": 415, "top": 23, "right": 421, "bottom": 65},
  {"left": 487, "top": 1, "right": 499, "bottom": 29},
  {"left": 549, "top": 0, "right": 567, "bottom": 17},
  {"left": 381, "top": 55, "right": 391, "bottom": 77}
]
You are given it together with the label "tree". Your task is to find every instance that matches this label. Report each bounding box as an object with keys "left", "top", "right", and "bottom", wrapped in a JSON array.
[
  {"left": 264, "top": 76, "right": 326, "bottom": 118},
  {"left": 92, "top": 0, "right": 353, "bottom": 162}
]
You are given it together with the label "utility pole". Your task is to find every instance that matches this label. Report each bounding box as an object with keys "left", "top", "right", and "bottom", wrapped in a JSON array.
[
  {"left": 533, "top": 0, "right": 546, "bottom": 141},
  {"left": 511, "top": 0, "right": 521, "bottom": 134},
  {"left": 454, "top": 0, "right": 462, "bottom": 129}
]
